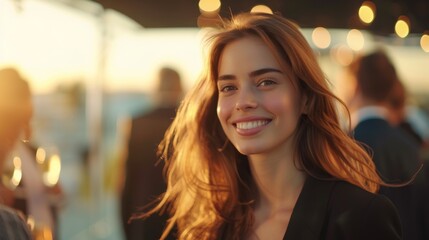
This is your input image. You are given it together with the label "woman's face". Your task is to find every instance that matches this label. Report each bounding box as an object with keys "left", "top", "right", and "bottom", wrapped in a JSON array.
[{"left": 216, "top": 36, "right": 305, "bottom": 157}]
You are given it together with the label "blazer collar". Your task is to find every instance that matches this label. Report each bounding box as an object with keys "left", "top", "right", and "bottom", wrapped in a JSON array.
[{"left": 283, "top": 176, "right": 335, "bottom": 240}]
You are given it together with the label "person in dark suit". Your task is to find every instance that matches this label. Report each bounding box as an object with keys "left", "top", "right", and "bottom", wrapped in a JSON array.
[
  {"left": 388, "top": 78, "right": 425, "bottom": 145},
  {"left": 141, "top": 13, "right": 401, "bottom": 239},
  {"left": 348, "top": 50, "right": 428, "bottom": 240},
  {"left": 119, "top": 67, "right": 184, "bottom": 240}
]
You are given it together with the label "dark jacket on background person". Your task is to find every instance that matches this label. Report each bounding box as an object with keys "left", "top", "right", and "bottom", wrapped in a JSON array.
[
  {"left": 120, "top": 107, "right": 177, "bottom": 240},
  {"left": 354, "top": 117, "right": 428, "bottom": 240}
]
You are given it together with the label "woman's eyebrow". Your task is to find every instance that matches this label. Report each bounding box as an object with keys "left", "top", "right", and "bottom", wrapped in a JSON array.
[
  {"left": 218, "top": 74, "right": 235, "bottom": 81},
  {"left": 249, "top": 68, "right": 282, "bottom": 78},
  {"left": 218, "top": 68, "right": 282, "bottom": 81}
]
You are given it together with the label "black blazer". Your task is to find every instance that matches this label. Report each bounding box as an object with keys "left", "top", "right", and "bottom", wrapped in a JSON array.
[{"left": 284, "top": 176, "right": 401, "bottom": 240}]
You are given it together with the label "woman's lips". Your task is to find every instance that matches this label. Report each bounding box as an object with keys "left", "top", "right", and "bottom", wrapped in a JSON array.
[{"left": 234, "top": 119, "right": 271, "bottom": 136}]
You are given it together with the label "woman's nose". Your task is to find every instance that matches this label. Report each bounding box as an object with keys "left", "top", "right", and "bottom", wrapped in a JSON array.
[{"left": 235, "top": 87, "right": 258, "bottom": 111}]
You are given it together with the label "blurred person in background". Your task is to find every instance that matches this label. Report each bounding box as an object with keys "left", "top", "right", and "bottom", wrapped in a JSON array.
[
  {"left": 0, "top": 67, "right": 33, "bottom": 240},
  {"left": 119, "top": 67, "right": 184, "bottom": 240},
  {"left": 386, "top": 63, "right": 429, "bottom": 240},
  {"left": 348, "top": 50, "right": 428, "bottom": 240},
  {"left": 0, "top": 67, "right": 64, "bottom": 240},
  {"left": 387, "top": 79, "right": 425, "bottom": 145}
]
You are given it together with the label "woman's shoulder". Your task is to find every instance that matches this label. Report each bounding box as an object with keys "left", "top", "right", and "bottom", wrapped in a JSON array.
[
  {"left": 325, "top": 181, "right": 402, "bottom": 239},
  {"left": 329, "top": 180, "right": 398, "bottom": 218},
  {"left": 331, "top": 181, "right": 386, "bottom": 205}
]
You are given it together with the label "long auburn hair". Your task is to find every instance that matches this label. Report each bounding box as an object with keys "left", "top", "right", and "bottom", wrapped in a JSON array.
[{"left": 150, "top": 12, "right": 381, "bottom": 240}]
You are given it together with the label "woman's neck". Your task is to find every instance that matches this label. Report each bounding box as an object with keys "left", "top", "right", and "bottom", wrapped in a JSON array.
[{"left": 249, "top": 153, "right": 306, "bottom": 212}]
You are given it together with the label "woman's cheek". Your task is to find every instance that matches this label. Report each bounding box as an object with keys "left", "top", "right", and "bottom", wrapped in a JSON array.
[{"left": 217, "top": 99, "right": 232, "bottom": 129}]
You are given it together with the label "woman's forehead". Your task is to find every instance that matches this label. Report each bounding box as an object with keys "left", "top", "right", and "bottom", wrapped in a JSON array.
[{"left": 218, "top": 37, "right": 284, "bottom": 71}]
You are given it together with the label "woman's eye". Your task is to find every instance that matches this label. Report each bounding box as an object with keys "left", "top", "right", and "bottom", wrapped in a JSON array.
[
  {"left": 258, "top": 79, "right": 276, "bottom": 87},
  {"left": 219, "top": 85, "right": 237, "bottom": 92}
]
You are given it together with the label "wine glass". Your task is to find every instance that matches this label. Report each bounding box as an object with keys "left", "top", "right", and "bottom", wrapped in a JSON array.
[
  {"left": 1, "top": 147, "right": 23, "bottom": 190},
  {"left": 35, "top": 146, "right": 61, "bottom": 187}
]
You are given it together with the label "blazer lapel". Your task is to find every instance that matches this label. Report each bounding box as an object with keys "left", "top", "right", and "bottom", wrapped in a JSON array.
[{"left": 283, "top": 176, "right": 335, "bottom": 240}]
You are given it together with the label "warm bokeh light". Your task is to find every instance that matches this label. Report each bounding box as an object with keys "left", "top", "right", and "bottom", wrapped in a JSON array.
[
  {"left": 312, "top": 27, "right": 331, "bottom": 49},
  {"left": 395, "top": 16, "right": 410, "bottom": 38},
  {"left": 2, "top": 156, "right": 22, "bottom": 190},
  {"left": 44, "top": 153, "right": 61, "bottom": 187},
  {"left": 358, "top": 1, "right": 376, "bottom": 24},
  {"left": 250, "top": 5, "right": 273, "bottom": 14},
  {"left": 36, "top": 147, "right": 61, "bottom": 187},
  {"left": 199, "top": 0, "right": 221, "bottom": 17},
  {"left": 330, "top": 45, "right": 355, "bottom": 66},
  {"left": 36, "top": 147, "right": 46, "bottom": 164},
  {"left": 346, "top": 29, "right": 365, "bottom": 51},
  {"left": 11, "top": 156, "right": 22, "bottom": 188},
  {"left": 421, "top": 33, "right": 429, "bottom": 52},
  {"left": 27, "top": 216, "right": 35, "bottom": 232}
]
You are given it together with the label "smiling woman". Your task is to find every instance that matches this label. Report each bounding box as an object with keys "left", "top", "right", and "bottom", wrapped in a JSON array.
[
  {"left": 141, "top": 12, "right": 402, "bottom": 240},
  {"left": 216, "top": 37, "right": 305, "bottom": 156}
]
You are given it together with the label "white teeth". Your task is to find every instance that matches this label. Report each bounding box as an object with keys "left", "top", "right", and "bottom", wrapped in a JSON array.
[{"left": 236, "top": 120, "right": 268, "bottom": 130}]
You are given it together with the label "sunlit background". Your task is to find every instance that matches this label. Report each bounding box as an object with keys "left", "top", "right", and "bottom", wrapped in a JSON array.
[{"left": 0, "top": 0, "right": 428, "bottom": 239}]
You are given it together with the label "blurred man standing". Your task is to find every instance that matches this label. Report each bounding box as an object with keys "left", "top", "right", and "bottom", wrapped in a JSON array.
[
  {"left": 119, "top": 67, "right": 184, "bottom": 240},
  {"left": 348, "top": 51, "right": 428, "bottom": 240}
]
